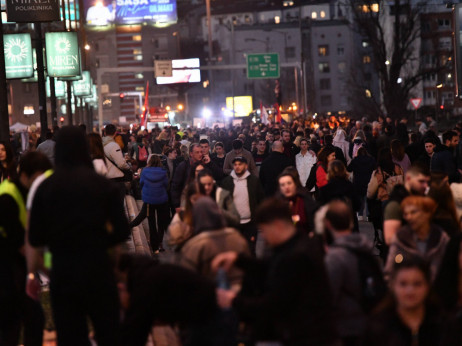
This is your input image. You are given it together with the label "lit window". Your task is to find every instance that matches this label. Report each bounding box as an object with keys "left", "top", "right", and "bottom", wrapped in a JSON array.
[
  {"left": 135, "top": 73, "right": 144, "bottom": 79},
  {"left": 133, "top": 35, "right": 142, "bottom": 41},
  {"left": 133, "top": 49, "right": 142, "bottom": 55},
  {"left": 318, "top": 45, "right": 329, "bottom": 56},
  {"left": 312, "top": 12, "right": 317, "bottom": 19},
  {"left": 362, "top": 40, "right": 369, "bottom": 48},
  {"left": 365, "top": 89, "right": 372, "bottom": 98},
  {"left": 24, "top": 105, "right": 34, "bottom": 115},
  {"left": 337, "top": 45, "right": 345, "bottom": 56},
  {"left": 319, "top": 62, "right": 330, "bottom": 73},
  {"left": 275, "top": 16, "right": 280, "bottom": 24},
  {"left": 134, "top": 55, "right": 143, "bottom": 61},
  {"left": 320, "top": 11, "right": 326, "bottom": 18},
  {"left": 363, "top": 55, "right": 371, "bottom": 64},
  {"left": 361, "top": 4, "right": 379, "bottom": 13},
  {"left": 338, "top": 62, "right": 346, "bottom": 74}
]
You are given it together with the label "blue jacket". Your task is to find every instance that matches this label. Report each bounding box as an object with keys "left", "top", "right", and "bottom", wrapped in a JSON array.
[{"left": 140, "top": 167, "right": 168, "bottom": 205}]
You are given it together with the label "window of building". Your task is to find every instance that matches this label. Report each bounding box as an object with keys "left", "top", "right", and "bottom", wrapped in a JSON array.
[
  {"left": 365, "top": 89, "right": 372, "bottom": 98},
  {"left": 133, "top": 49, "right": 142, "bottom": 55},
  {"left": 438, "top": 19, "right": 450, "bottom": 28},
  {"left": 275, "top": 16, "right": 281, "bottom": 24},
  {"left": 337, "top": 45, "right": 345, "bottom": 56},
  {"left": 135, "top": 73, "right": 144, "bottom": 79},
  {"left": 362, "top": 40, "right": 369, "bottom": 48},
  {"left": 361, "top": 4, "right": 379, "bottom": 13},
  {"left": 320, "top": 10, "right": 326, "bottom": 18},
  {"left": 312, "top": 12, "right": 317, "bottom": 19},
  {"left": 319, "top": 62, "right": 330, "bottom": 73},
  {"left": 153, "top": 39, "right": 159, "bottom": 48},
  {"left": 318, "top": 45, "right": 329, "bottom": 56},
  {"left": 285, "top": 47, "right": 296, "bottom": 58},
  {"left": 338, "top": 62, "right": 346, "bottom": 74},
  {"left": 438, "top": 37, "right": 451, "bottom": 50},
  {"left": 133, "top": 35, "right": 142, "bottom": 41},
  {"left": 363, "top": 55, "right": 371, "bottom": 64},
  {"left": 283, "top": 0, "right": 294, "bottom": 6},
  {"left": 321, "top": 95, "right": 332, "bottom": 106},
  {"left": 134, "top": 55, "right": 143, "bottom": 61},
  {"left": 320, "top": 78, "right": 331, "bottom": 90}
]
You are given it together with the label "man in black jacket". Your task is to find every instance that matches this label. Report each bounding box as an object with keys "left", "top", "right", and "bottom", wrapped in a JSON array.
[
  {"left": 213, "top": 198, "right": 339, "bottom": 345},
  {"left": 221, "top": 156, "right": 264, "bottom": 254},
  {"left": 431, "top": 130, "right": 461, "bottom": 183},
  {"left": 260, "top": 141, "right": 293, "bottom": 196}
]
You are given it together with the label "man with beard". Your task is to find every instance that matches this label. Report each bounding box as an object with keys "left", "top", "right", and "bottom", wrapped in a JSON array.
[{"left": 383, "top": 164, "right": 431, "bottom": 245}]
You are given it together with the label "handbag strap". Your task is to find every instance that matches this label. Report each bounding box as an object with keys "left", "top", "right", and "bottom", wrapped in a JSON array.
[{"left": 105, "top": 154, "right": 125, "bottom": 174}]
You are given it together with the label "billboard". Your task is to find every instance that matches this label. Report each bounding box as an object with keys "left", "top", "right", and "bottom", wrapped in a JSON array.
[
  {"left": 156, "top": 58, "right": 201, "bottom": 85},
  {"left": 4, "top": 33, "right": 34, "bottom": 79},
  {"left": 84, "top": 0, "right": 177, "bottom": 28},
  {"left": 226, "top": 96, "right": 253, "bottom": 118}
]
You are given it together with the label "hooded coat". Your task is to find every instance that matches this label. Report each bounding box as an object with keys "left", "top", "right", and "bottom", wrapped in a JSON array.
[
  {"left": 140, "top": 166, "right": 168, "bottom": 205},
  {"left": 333, "top": 129, "right": 351, "bottom": 163}
]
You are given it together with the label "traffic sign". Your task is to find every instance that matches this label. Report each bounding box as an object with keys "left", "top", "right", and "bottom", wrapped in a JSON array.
[
  {"left": 247, "top": 53, "right": 280, "bottom": 79},
  {"left": 154, "top": 60, "right": 173, "bottom": 77},
  {"left": 410, "top": 98, "right": 422, "bottom": 110}
]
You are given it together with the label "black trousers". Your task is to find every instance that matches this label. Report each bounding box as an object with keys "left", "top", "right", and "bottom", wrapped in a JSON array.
[
  {"left": 239, "top": 221, "right": 257, "bottom": 256},
  {"left": 130, "top": 202, "right": 170, "bottom": 251}
]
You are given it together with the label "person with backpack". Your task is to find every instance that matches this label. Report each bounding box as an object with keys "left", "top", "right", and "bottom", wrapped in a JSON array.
[
  {"left": 324, "top": 200, "right": 386, "bottom": 346},
  {"left": 132, "top": 136, "right": 150, "bottom": 168}
]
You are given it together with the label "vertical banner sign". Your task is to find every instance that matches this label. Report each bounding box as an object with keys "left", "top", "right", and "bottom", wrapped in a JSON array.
[
  {"left": 45, "top": 32, "right": 80, "bottom": 77},
  {"left": 455, "top": 4, "right": 462, "bottom": 97},
  {"left": 46, "top": 77, "right": 66, "bottom": 97},
  {"left": 72, "top": 70, "right": 92, "bottom": 96},
  {"left": 6, "top": 0, "right": 60, "bottom": 22},
  {"left": 4, "top": 33, "right": 33, "bottom": 79},
  {"left": 84, "top": 84, "right": 97, "bottom": 105}
]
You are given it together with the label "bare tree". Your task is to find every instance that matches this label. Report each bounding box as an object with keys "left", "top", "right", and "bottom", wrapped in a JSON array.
[{"left": 344, "top": 0, "right": 446, "bottom": 119}]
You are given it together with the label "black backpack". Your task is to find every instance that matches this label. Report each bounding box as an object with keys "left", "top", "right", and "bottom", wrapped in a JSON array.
[{"left": 343, "top": 248, "right": 387, "bottom": 313}]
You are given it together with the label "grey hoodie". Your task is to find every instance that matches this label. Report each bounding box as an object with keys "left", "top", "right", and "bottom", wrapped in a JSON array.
[{"left": 325, "top": 233, "right": 374, "bottom": 338}]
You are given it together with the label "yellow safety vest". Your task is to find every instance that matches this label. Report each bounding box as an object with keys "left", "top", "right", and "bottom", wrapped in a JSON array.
[
  {"left": 0, "top": 180, "right": 27, "bottom": 235},
  {"left": 42, "top": 169, "right": 54, "bottom": 269}
]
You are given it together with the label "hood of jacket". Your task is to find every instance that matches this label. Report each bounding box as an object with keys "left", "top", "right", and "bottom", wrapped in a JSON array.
[
  {"left": 395, "top": 224, "right": 446, "bottom": 257},
  {"left": 332, "top": 233, "right": 373, "bottom": 253},
  {"left": 230, "top": 170, "right": 250, "bottom": 181},
  {"left": 142, "top": 167, "right": 167, "bottom": 183},
  {"left": 192, "top": 196, "right": 225, "bottom": 234},
  {"left": 333, "top": 129, "right": 347, "bottom": 143},
  {"left": 102, "top": 136, "right": 115, "bottom": 146}
]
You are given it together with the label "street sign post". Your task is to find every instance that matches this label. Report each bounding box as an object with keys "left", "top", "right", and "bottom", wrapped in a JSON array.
[
  {"left": 410, "top": 98, "right": 422, "bottom": 110},
  {"left": 3, "top": 33, "right": 33, "bottom": 79},
  {"left": 247, "top": 53, "right": 279, "bottom": 79},
  {"left": 154, "top": 60, "right": 173, "bottom": 77}
]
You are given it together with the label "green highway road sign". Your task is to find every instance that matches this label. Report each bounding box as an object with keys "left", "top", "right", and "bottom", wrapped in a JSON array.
[{"left": 247, "top": 53, "right": 279, "bottom": 79}]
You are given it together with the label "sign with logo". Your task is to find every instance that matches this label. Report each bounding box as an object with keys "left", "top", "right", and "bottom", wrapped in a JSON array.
[
  {"left": 84, "top": 84, "right": 98, "bottom": 105},
  {"left": 410, "top": 98, "right": 422, "bottom": 110},
  {"left": 46, "top": 77, "right": 66, "bottom": 98},
  {"left": 6, "top": 0, "right": 60, "bottom": 22},
  {"left": 247, "top": 53, "right": 279, "bottom": 79},
  {"left": 4, "top": 33, "right": 34, "bottom": 79},
  {"left": 45, "top": 32, "right": 80, "bottom": 77},
  {"left": 72, "top": 70, "right": 92, "bottom": 96},
  {"left": 154, "top": 60, "right": 172, "bottom": 77}
]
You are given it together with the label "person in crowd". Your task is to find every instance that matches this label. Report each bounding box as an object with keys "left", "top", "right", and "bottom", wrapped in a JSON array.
[
  {"left": 88, "top": 133, "right": 108, "bottom": 177},
  {"left": 277, "top": 167, "right": 317, "bottom": 233},
  {"left": 427, "top": 173, "right": 460, "bottom": 236},
  {"left": 179, "top": 196, "right": 249, "bottom": 286},
  {"left": 36, "top": 130, "right": 55, "bottom": 165},
  {"left": 349, "top": 130, "right": 367, "bottom": 159},
  {"left": 367, "top": 147, "right": 404, "bottom": 204},
  {"left": 259, "top": 140, "right": 294, "bottom": 196},
  {"left": 223, "top": 139, "right": 258, "bottom": 176},
  {"left": 221, "top": 156, "right": 264, "bottom": 254},
  {"left": 332, "top": 129, "right": 350, "bottom": 164},
  {"left": 280, "top": 129, "right": 298, "bottom": 162},
  {"left": 416, "top": 138, "right": 436, "bottom": 169},
  {"left": 318, "top": 160, "right": 361, "bottom": 230},
  {"left": 347, "top": 147, "right": 376, "bottom": 221},
  {"left": 131, "top": 136, "right": 150, "bottom": 168},
  {"left": 315, "top": 146, "right": 336, "bottom": 190},
  {"left": 396, "top": 117, "right": 409, "bottom": 146},
  {"left": 0, "top": 140, "right": 17, "bottom": 183},
  {"left": 0, "top": 152, "right": 52, "bottom": 346},
  {"left": 161, "top": 148, "right": 179, "bottom": 186},
  {"left": 129, "top": 155, "right": 169, "bottom": 253},
  {"left": 152, "top": 130, "right": 169, "bottom": 154},
  {"left": 324, "top": 200, "right": 385, "bottom": 346},
  {"left": 252, "top": 139, "right": 269, "bottom": 175},
  {"left": 431, "top": 130, "right": 461, "bottom": 183},
  {"left": 349, "top": 120, "right": 362, "bottom": 140},
  {"left": 384, "top": 196, "right": 449, "bottom": 281},
  {"left": 102, "top": 124, "right": 132, "bottom": 181},
  {"left": 295, "top": 137, "right": 317, "bottom": 188},
  {"left": 211, "top": 141, "right": 226, "bottom": 171},
  {"left": 363, "top": 257, "right": 444, "bottom": 346},
  {"left": 380, "top": 165, "right": 431, "bottom": 245},
  {"left": 196, "top": 169, "right": 240, "bottom": 227},
  {"left": 199, "top": 138, "right": 211, "bottom": 156},
  {"left": 391, "top": 139, "right": 411, "bottom": 174},
  {"left": 171, "top": 143, "right": 221, "bottom": 211},
  {"left": 405, "top": 132, "right": 424, "bottom": 163},
  {"left": 29, "top": 126, "right": 130, "bottom": 345},
  {"left": 212, "top": 198, "right": 339, "bottom": 345}
]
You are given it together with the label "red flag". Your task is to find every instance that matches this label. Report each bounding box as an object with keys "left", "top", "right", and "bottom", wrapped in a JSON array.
[
  {"left": 274, "top": 103, "right": 282, "bottom": 123},
  {"left": 141, "top": 81, "right": 149, "bottom": 127}
]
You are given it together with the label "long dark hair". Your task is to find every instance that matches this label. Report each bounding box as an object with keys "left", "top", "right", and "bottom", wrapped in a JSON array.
[
  {"left": 196, "top": 169, "right": 217, "bottom": 198},
  {"left": 317, "top": 146, "right": 335, "bottom": 168},
  {"left": 377, "top": 147, "right": 395, "bottom": 175},
  {"left": 87, "top": 133, "right": 106, "bottom": 163},
  {"left": 0, "top": 140, "right": 17, "bottom": 181}
]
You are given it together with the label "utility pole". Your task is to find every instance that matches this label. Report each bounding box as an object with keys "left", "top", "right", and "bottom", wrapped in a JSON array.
[
  {"left": 0, "top": 15, "right": 10, "bottom": 141},
  {"left": 206, "top": 0, "right": 214, "bottom": 101}
]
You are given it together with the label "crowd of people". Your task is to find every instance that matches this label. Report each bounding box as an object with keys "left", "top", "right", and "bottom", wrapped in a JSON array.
[{"left": 2, "top": 114, "right": 462, "bottom": 345}]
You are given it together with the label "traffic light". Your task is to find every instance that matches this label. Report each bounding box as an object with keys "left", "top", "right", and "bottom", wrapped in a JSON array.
[
  {"left": 59, "top": 116, "right": 64, "bottom": 124},
  {"left": 440, "top": 105, "right": 444, "bottom": 110},
  {"left": 119, "top": 93, "right": 125, "bottom": 102}
]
